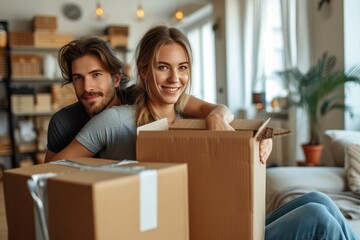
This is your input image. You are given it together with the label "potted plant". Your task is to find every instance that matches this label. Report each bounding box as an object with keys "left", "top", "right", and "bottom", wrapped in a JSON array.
[{"left": 279, "top": 52, "right": 360, "bottom": 164}]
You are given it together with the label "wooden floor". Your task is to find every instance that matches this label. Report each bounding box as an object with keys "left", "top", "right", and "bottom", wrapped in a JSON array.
[{"left": 0, "top": 180, "right": 8, "bottom": 240}]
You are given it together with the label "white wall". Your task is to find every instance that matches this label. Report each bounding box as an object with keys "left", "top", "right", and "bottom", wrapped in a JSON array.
[{"left": 309, "top": 0, "right": 344, "bottom": 131}]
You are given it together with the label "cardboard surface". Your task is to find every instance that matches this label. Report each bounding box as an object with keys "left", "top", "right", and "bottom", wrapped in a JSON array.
[
  {"left": 4, "top": 158, "right": 189, "bottom": 240},
  {"left": 137, "top": 119, "right": 269, "bottom": 240}
]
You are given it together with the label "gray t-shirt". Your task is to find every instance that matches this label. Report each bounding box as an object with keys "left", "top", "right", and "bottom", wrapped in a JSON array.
[{"left": 75, "top": 105, "right": 137, "bottom": 161}]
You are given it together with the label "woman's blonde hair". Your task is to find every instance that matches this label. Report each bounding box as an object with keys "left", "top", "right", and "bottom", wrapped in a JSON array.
[{"left": 134, "top": 25, "right": 192, "bottom": 126}]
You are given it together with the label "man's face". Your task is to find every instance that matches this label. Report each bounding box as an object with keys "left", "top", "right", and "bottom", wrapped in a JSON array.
[{"left": 71, "top": 54, "right": 120, "bottom": 117}]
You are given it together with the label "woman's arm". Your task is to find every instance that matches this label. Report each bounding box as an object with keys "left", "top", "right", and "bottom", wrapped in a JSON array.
[
  {"left": 183, "top": 95, "right": 273, "bottom": 164},
  {"left": 47, "top": 139, "right": 94, "bottom": 162},
  {"left": 184, "top": 95, "right": 235, "bottom": 130}
]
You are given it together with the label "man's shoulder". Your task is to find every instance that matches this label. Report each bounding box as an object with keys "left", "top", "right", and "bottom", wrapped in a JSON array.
[
  {"left": 52, "top": 101, "right": 88, "bottom": 121},
  {"left": 119, "top": 84, "right": 136, "bottom": 104}
]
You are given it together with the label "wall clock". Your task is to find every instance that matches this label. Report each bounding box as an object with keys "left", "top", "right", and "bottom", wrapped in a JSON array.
[{"left": 63, "top": 3, "right": 82, "bottom": 21}]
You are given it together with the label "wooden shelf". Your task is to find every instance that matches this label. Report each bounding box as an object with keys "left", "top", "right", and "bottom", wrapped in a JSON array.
[
  {"left": 13, "top": 111, "right": 55, "bottom": 117},
  {"left": 11, "top": 46, "right": 59, "bottom": 53},
  {"left": 11, "top": 76, "right": 62, "bottom": 83}
]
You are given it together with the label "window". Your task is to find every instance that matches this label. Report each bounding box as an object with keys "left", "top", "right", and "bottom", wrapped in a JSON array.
[
  {"left": 178, "top": 3, "right": 216, "bottom": 104},
  {"left": 261, "top": 0, "right": 286, "bottom": 104},
  {"left": 187, "top": 22, "right": 216, "bottom": 103}
]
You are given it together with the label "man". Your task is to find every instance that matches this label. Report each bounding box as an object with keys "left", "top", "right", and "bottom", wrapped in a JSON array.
[{"left": 45, "top": 37, "right": 271, "bottom": 162}]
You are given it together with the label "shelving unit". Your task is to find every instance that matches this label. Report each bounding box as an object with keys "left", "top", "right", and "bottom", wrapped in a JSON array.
[
  {"left": 0, "top": 20, "right": 16, "bottom": 168},
  {"left": 2, "top": 34, "right": 77, "bottom": 167}
]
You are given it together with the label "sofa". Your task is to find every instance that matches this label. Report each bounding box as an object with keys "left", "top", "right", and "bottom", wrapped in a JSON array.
[{"left": 266, "top": 130, "right": 360, "bottom": 236}]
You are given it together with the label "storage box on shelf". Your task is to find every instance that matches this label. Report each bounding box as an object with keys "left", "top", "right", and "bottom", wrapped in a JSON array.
[
  {"left": 104, "top": 25, "right": 129, "bottom": 48},
  {"left": 32, "top": 15, "right": 57, "bottom": 32},
  {"left": 33, "top": 32, "right": 74, "bottom": 48},
  {"left": 9, "top": 32, "right": 33, "bottom": 47}
]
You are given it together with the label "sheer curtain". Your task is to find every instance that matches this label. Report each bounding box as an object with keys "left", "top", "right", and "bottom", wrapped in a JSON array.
[
  {"left": 244, "top": 0, "right": 311, "bottom": 163},
  {"left": 243, "top": 0, "right": 268, "bottom": 107}
]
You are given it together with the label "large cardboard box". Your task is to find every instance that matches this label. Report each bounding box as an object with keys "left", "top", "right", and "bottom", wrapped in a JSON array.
[
  {"left": 4, "top": 158, "right": 189, "bottom": 240},
  {"left": 137, "top": 118, "right": 290, "bottom": 240}
]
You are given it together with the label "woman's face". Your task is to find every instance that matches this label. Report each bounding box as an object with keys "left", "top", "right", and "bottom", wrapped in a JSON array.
[{"left": 149, "top": 42, "right": 189, "bottom": 107}]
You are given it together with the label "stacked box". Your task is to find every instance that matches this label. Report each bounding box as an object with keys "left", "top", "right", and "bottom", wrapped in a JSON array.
[
  {"left": 11, "top": 55, "right": 41, "bottom": 76},
  {"left": 106, "top": 26, "right": 129, "bottom": 36},
  {"left": 4, "top": 158, "right": 189, "bottom": 240},
  {"left": 0, "top": 30, "right": 6, "bottom": 47},
  {"left": 0, "top": 137, "right": 12, "bottom": 155},
  {"left": 51, "top": 84, "right": 77, "bottom": 110},
  {"left": 34, "top": 93, "right": 52, "bottom": 112},
  {"left": 105, "top": 25, "right": 129, "bottom": 48},
  {"left": 33, "top": 15, "right": 57, "bottom": 32},
  {"left": 11, "top": 94, "right": 34, "bottom": 114},
  {"left": 33, "top": 32, "right": 74, "bottom": 48},
  {"left": 9, "top": 32, "right": 34, "bottom": 46},
  {"left": 0, "top": 49, "right": 8, "bottom": 77}
]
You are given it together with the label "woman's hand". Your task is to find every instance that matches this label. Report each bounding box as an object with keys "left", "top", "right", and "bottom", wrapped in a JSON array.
[
  {"left": 206, "top": 113, "right": 235, "bottom": 131},
  {"left": 259, "top": 138, "right": 273, "bottom": 164}
]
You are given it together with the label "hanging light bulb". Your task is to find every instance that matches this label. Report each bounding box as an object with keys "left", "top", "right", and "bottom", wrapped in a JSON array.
[
  {"left": 95, "top": 1, "right": 104, "bottom": 19},
  {"left": 136, "top": 3, "right": 145, "bottom": 20},
  {"left": 175, "top": 8, "right": 184, "bottom": 21},
  {"left": 174, "top": 0, "right": 184, "bottom": 21}
]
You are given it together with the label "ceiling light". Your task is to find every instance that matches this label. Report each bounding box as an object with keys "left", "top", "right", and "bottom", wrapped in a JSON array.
[
  {"left": 95, "top": 1, "right": 104, "bottom": 19},
  {"left": 136, "top": 2, "right": 145, "bottom": 20},
  {"left": 175, "top": 8, "right": 184, "bottom": 21}
]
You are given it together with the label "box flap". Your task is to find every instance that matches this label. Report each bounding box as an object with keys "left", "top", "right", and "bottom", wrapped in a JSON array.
[
  {"left": 253, "top": 118, "right": 271, "bottom": 140},
  {"left": 141, "top": 118, "right": 292, "bottom": 140},
  {"left": 137, "top": 118, "right": 168, "bottom": 135}
]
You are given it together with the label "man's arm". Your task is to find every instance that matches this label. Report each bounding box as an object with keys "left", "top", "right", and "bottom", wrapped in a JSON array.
[
  {"left": 183, "top": 95, "right": 235, "bottom": 130},
  {"left": 48, "top": 139, "right": 95, "bottom": 162},
  {"left": 44, "top": 150, "right": 56, "bottom": 163}
]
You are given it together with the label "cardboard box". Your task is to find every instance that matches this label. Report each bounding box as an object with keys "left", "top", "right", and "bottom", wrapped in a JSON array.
[
  {"left": 9, "top": 32, "right": 33, "bottom": 46},
  {"left": 33, "top": 15, "right": 57, "bottom": 31},
  {"left": 105, "top": 25, "right": 129, "bottom": 36},
  {"left": 11, "top": 94, "right": 34, "bottom": 114},
  {"left": 108, "top": 34, "right": 128, "bottom": 48},
  {"left": 137, "top": 118, "right": 290, "bottom": 240},
  {"left": 33, "top": 32, "right": 74, "bottom": 48},
  {"left": 4, "top": 158, "right": 189, "bottom": 240}
]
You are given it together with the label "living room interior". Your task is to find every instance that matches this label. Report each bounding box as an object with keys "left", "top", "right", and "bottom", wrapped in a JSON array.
[{"left": 0, "top": 0, "right": 360, "bottom": 238}]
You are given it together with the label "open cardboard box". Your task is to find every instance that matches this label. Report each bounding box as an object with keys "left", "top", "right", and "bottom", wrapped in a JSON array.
[
  {"left": 4, "top": 158, "right": 189, "bottom": 240},
  {"left": 137, "top": 118, "right": 291, "bottom": 240}
]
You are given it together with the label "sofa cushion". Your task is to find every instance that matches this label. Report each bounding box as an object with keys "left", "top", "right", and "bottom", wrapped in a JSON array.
[
  {"left": 266, "top": 167, "right": 348, "bottom": 213},
  {"left": 323, "top": 130, "right": 360, "bottom": 167},
  {"left": 345, "top": 144, "right": 360, "bottom": 195}
]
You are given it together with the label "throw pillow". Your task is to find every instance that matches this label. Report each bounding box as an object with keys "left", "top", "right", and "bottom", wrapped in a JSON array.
[
  {"left": 323, "top": 130, "right": 360, "bottom": 167},
  {"left": 345, "top": 144, "right": 360, "bottom": 195}
]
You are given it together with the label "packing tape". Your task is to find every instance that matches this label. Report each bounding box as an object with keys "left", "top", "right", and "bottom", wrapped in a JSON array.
[
  {"left": 27, "top": 159, "right": 158, "bottom": 240},
  {"left": 27, "top": 172, "right": 57, "bottom": 240}
]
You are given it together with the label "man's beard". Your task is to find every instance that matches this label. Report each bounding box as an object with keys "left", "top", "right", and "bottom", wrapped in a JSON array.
[{"left": 78, "top": 91, "right": 117, "bottom": 117}]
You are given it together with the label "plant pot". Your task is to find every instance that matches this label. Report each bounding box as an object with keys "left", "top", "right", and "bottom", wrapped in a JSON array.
[{"left": 301, "top": 144, "right": 324, "bottom": 165}]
